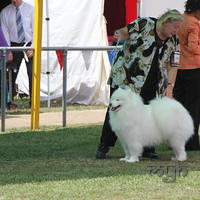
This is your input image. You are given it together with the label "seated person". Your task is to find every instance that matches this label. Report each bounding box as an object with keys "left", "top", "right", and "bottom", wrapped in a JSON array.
[{"left": 0, "top": 26, "right": 13, "bottom": 110}]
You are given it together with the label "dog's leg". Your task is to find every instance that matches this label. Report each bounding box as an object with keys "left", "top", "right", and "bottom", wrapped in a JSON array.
[
  {"left": 172, "top": 148, "right": 187, "bottom": 161},
  {"left": 118, "top": 136, "right": 130, "bottom": 161},
  {"left": 126, "top": 156, "right": 139, "bottom": 163},
  {"left": 120, "top": 144, "right": 130, "bottom": 161},
  {"left": 120, "top": 155, "right": 130, "bottom": 162},
  {"left": 169, "top": 141, "right": 187, "bottom": 161},
  {"left": 125, "top": 143, "right": 142, "bottom": 163}
]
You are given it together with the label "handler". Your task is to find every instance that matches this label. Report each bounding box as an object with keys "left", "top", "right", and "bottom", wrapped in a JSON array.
[{"left": 96, "top": 9, "right": 183, "bottom": 159}]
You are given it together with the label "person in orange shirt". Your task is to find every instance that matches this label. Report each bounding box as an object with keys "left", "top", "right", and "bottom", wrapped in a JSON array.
[{"left": 174, "top": 0, "right": 200, "bottom": 150}]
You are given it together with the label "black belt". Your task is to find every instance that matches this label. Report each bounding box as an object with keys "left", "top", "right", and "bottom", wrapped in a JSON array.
[{"left": 11, "top": 41, "right": 31, "bottom": 47}]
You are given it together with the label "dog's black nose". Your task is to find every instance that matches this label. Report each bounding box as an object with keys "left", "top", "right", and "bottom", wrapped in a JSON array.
[{"left": 109, "top": 103, "right": 112, "bottom": 107}]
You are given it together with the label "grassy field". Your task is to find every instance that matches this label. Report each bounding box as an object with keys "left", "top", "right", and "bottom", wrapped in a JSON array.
[
  {"left": 0, "top": 124, "right": 199, "bottom": 200},
  {"left": 7, "top": 96, "right": 107, "bottom": 114}
]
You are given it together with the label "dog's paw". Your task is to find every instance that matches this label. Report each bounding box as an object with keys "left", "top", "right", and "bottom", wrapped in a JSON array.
[
  {"left": 171, "top": 156, "right": 187, "bottom": 161},
  {"left": 120, "top": 157, "right": 127, "bottom": 162},
  {"left": 120, "top": 155, "right": 130, "bottom": 162},
  {"left": 125, "top": 157, "right": 139, "bottom": 163},
  {"left": 171, "top": 152, "right": 187, "bottom": 161},
  {"left": 171, "top": 156, "right": 177, "bottom": 161},
  {"left": 177, "top": 155, "right": 187, "bottom": 161},
  {"left": 178, "top": 158, "right": 187, "bottom": 161}
]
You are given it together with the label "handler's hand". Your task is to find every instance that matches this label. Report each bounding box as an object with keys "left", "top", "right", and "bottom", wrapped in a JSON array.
[
  {"left": 7, "top": 52, "right": 13, "bottom": 63},
  {"left": 113, "top": 30, "right": 121, "bottom": 42},
  {"left": 164, "top": 85, "right": 173, "bottom": 99},
  {"left": 113, "top": 27, "right": 129, "bottom": 42},
  {"left": 26, "top": 50, "right": 33, "bottom": 58}
]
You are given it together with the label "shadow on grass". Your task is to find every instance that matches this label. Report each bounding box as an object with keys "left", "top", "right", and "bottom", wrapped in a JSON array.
[{"left": 0, "top": 124, "right": 199, "bottom": 185}]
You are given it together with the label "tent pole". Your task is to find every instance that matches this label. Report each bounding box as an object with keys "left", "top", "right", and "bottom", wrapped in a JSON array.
[
  {"left": 137, "top": 0, "right": 141, "bottom": 18},
  {"left": 46, "top": 0, "right": 50, "bottom": 107},
  {"left": 139, "top": 0, "right": 142, "bottom": 17}
]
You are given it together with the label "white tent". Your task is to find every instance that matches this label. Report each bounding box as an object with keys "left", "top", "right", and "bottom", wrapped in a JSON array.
[{"left": 16, "top": 0, "right": 111, "bottom": 105}]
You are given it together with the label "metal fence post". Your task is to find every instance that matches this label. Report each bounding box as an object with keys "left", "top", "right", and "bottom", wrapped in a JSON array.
[
  {"left": 1, "top": 49, "right": 7, "bottom": 132},
  {"left": 62, "top": 50, "right": 67, "bottom": 127}
]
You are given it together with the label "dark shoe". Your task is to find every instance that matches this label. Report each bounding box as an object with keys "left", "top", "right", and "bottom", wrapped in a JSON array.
[
  {"left": 7, "top": 102, "right": 17, "bottom": 110},
  {"left": 142, "top": 152, "right": 160, "bottom": 159},
  {"left": 96, "top": 151, "right": 106, "bottom": 159},
  {"left": 96, "top": 143, "right": 109, "bottom": 159},
  {"left": 185, "top": 146, "right": 200, "bottom": 151}
]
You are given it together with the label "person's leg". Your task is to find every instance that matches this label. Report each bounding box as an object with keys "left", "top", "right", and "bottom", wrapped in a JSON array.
[
  {"left": 96, "top": 107, "right": 118, "bottom": 159},
  {"left": 96, "top": 87, "right": 118, "bottom": 159},
  {"left": 11, "top": 69, "right": 18, "bottom": 98},
  {"left": 10, "top": 45, "right": 24, "bottom": 98},
  {"left": 5, "top": 84, "right": 8, "bottom": 108},
  {"left": 0, "top": 67, "right": 9, "bottom": 110},
  {"left": 25, "top": 56, "right": 33, "bottom": 106},
  {"left": 174, "top": 69, "right": 200, "bottom": 150},
  {"left": 0, "top": 70, "right": 1, "bottom": 109},
  {"left": 142, "top": 147, "right": 160, "bottom": 159}
]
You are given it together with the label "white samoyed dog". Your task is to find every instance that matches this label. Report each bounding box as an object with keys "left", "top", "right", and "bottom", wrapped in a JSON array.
[{"left": 109, "top": 88, "right": 194, "bottom": 163}]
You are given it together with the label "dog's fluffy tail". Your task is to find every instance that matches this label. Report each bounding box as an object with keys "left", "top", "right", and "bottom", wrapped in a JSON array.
[{"left": 150, "top": 97, "right": 194, "bottom": 140}]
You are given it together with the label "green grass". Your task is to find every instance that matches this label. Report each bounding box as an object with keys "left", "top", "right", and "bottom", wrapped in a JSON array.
[
  {"left": 8, "top": 96, "right": 107, "bottom": 114},
  {"left": 0, "top": 125, "right": 199, "bottom": 200}
]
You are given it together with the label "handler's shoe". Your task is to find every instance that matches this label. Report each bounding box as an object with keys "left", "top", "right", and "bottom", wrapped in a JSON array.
[
  {"left": 96, "top": 143, "right": 109, "bottom": 159},
  {"left": 142, "top": 152, "right": 160, "bottom": 159}
]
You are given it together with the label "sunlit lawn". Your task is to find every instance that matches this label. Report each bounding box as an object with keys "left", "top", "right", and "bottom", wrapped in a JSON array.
[{"left": 0, "top": 124, "right": 199, "bottom": 200}]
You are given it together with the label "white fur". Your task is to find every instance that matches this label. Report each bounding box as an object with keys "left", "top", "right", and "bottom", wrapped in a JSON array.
[{"left": 109, "top": 88, "right": 194, "bottom": 163}]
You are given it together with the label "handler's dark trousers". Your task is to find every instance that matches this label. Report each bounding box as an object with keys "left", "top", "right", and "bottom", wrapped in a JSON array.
[{"left": 174, "top": 68, "right": 200, "bottom": 150}]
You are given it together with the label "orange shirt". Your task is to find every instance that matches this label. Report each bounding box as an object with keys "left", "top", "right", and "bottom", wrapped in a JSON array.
[{"left": 177, "top": 13, "right": 200, "bottom": 69}]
